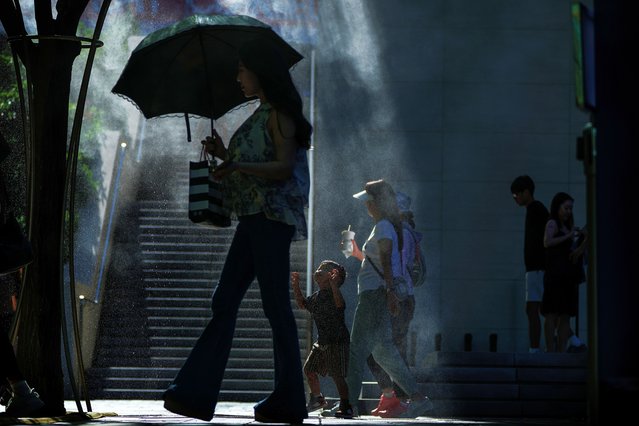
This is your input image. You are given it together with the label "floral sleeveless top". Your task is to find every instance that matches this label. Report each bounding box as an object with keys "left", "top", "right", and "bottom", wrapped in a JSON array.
[{"left": 224, "top": 102, "right": 308, "bottom": 240}]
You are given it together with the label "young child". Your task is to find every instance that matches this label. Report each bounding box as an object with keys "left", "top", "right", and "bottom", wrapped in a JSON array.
[{"left": 291, "top": 260, "right": 353, "bottom": 418}]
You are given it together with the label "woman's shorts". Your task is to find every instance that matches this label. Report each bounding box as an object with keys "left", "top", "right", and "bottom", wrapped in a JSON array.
[{"left": 525, "top": 270, "right": 544, "bottom": 302}]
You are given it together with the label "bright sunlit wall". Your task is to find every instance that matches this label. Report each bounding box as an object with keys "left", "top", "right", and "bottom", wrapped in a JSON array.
[{"left": 311, "top": 0, "right": 590, "bottom": 358}]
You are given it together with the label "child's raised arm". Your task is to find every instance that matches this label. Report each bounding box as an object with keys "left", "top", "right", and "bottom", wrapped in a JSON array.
[
  {"left": 291, "top": 271, "right": 305, "bottom": 309},
  {"left": 329, "top": 269, "right": 346, "bottom": 309}
]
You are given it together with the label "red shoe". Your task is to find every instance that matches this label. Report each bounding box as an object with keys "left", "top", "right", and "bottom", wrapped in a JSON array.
[
  {"left": 378, "top": 401, "right": 408, "bottom": 418},
  {"left": 370, "top": 393, "right": 400, "bottom": 416}
]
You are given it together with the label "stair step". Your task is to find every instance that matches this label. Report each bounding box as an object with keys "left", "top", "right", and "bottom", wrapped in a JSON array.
[
  {"left": 139, "top": 224, "right": 234, "bottom": 235},
  {"left": 141, "top": 248, "right": 228, "bottom": 257},
  {"left": 148, "top": 347, "right": 290, "bottom": 359},
  {"left": 145, "top": 288, "right": 214, "bottom": 298},
  {"left": 147, "top": 316, "right": 276, "bottom": 328},
  {"left": 149, "top": 328, "right": 275, "bottom": 339},
  {"left": 149, "top": 335, "right": 277, "bottom": 346},
  {"left": 96, "top": 376, "right": 275, "bottom": 391},
  {"left": 142, "top": 269, "right": 224, "bottom": 279},
  {"left": 144, "top": 306, "right": 268, "bottom": 316},
  {"left": 94, "top": 388, "right": 269, "bottom": 401},
  {"left": 93, "top": 367, "right": 275, "bottom": 381},
  {"left": 141, "top": 259, "right": 225, "bottom": 269},
  {"left": 417, "top": 366, "right": 517, "bottom": 383},
  {"left": 138, "top": 234, "right": 233, "bottom": 244}
]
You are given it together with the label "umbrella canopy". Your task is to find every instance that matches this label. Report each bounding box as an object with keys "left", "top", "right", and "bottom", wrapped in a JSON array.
[{"left": 112, "top": 14, "right": 303, "bottom": 121}]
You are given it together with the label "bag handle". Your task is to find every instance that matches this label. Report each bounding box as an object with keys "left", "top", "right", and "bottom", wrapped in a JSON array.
[
  {"left": 199, "top": 146, "right": 211, "bottom": 162},
  {"left": 366, "top": 255, "right": 384, "bottom": 279}
]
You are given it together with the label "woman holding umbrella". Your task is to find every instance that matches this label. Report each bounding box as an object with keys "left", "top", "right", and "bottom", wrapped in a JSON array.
[{"left": 163, "top": 38, "right": 311, "bottom": 424}]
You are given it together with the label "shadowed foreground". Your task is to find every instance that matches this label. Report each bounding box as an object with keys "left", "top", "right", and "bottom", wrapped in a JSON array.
[{"left": 0, "top": 400, "right": 586, "bottom": 425}]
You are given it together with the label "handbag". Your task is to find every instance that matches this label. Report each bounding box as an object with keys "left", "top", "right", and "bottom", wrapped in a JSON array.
[
  {"left": 0, "top": 213, "right": 34, "bottom": 275},
  {"left": 366, "top": 255, "right": 410, "bottom": 301},
  {"left": 188, "top": 148, "right": 231, "bottom": 228}
]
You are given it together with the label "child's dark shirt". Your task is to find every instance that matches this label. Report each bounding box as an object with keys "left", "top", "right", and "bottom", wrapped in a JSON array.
[{"left": 304, "top": 288, "right": 349, "bottom": 345}]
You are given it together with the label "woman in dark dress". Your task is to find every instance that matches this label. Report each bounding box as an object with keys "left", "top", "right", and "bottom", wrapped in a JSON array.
[{"left": 541, "top": 192, "right": 587, "bottom": 352}]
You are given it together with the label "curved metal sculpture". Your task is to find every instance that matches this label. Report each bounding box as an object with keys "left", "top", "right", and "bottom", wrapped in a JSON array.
[{"left": 7, "top": 0, "right": 112, "bottom": 414}]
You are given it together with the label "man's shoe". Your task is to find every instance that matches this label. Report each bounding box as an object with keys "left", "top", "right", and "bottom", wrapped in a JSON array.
[
  {"left": 5, "top": 389, "right": 44, "bottom": 417},
  {"left": 567, "top": 343, "right": 587, "bottom": 353}
]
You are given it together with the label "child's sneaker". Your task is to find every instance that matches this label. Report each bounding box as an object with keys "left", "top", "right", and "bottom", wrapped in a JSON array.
[
  {"left": 370, "top": 392, "right": 401, "bottom": 416},
  {"left": 306, "top": 393, "right": 327, "bottom": 412},
  {"left": 321, "top": 402, "right": 356, "bottom": 418},
  {"left": 334, "top": 402, "right": 354, "bottom": 419}
]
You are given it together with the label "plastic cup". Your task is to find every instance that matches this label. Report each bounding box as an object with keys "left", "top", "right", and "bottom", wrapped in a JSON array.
[{"left": 341, "top": 229, "right": 355, "bottom": 258}]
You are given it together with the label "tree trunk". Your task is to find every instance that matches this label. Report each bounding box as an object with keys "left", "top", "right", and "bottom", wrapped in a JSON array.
[{"left": 15, "top": 39, "right": 81, "bottom": 416}]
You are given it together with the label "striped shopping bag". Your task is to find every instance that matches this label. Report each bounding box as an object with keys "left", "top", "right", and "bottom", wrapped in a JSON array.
[{"left": 188, "top": 154, "right": 231, "bottom": 228}]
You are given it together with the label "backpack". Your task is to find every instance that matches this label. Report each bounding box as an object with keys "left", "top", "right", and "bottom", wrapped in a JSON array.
[{"left": 406, "top": 227, "right": 427, "bottom": 287}]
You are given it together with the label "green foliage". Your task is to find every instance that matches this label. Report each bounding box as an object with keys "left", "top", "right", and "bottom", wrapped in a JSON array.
[
  {"left": 0, "top": 52, "right": 19, "bottom": 119},
  {"left": 0, "top": 50, "right": 26, "bottom": 219},
  {"left": 0, "top": 53, "right": 19, "bottom": 118}
]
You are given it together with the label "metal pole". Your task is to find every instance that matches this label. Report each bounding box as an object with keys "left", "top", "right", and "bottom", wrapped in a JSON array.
[
  {"left": 582, "top": 122, "right": 598, "bottom": 425},
  {"left": 304, "top": 49, "right": 317, "bottom": 352},
  {"left": 306, "top": 49, "right": 316, "bottom": 298}
]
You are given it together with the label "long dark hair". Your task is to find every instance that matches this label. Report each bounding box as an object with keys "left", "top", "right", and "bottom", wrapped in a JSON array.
[
  {"left": 239, "top": 39, "right": 312, "bottom": 149},
  {"left": 365, "top": 179, "right": 403, "bottom": 253},
  {"left": 549, "top": 192, "right": 574, "bottom": 229}
]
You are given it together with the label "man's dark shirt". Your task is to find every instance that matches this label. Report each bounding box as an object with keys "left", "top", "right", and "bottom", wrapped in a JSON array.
[{"left": 524, "top": 200, "right": 549, "bottom": 271}]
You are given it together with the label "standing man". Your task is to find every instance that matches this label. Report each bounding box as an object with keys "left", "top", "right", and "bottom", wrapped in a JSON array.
[
  {"left": 511, "top": 176, "right": 587, "bottom": 353},
  {"left": 511, "top": 175, "right": 548, "bottom": 353}
]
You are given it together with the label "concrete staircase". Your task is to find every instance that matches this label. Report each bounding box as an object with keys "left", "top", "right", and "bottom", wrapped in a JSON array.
[
  {"left": 88, "top": 157, "right": 309, "bottom": 401},
  {"left": 358, "top": 351, "right": 587, "bottom": 419}
]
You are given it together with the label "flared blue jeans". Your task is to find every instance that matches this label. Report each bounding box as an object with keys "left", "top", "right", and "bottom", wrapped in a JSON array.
[{"left": 168, "top": 213, "right": 306, "bottom": 417}]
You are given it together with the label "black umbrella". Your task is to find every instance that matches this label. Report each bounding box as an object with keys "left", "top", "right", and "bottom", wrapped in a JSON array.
[{"left": 112, "top": 14, "right": 303, "bottom": 139}]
